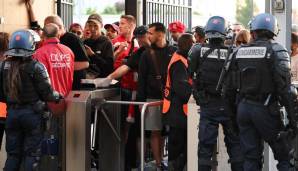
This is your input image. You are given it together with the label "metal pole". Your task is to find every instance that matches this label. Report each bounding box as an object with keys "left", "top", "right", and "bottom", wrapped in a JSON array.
[
  {"left": 140, "top": 103, "right": 148, "bottom": 171},
  {"left": 102, "top": 100, "right": 163, "bottom": 171}
]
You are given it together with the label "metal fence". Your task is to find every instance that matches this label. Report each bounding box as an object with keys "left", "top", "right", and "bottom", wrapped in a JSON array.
[
  {"left": 144, "top": 0, "right": 192, "bottom": 31},
  {"left": 57, "top": 0, "right": 73, "bottom": 30}
]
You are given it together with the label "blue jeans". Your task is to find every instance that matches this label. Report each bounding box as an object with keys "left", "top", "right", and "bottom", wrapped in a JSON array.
[
  {"left": 237, "top": 100, "right": 292, "bottom": 171},
  {"left": 198, "top": 101, "right": 243, "bottom": 171},
  {"left": 4, "top": 108, "right": 43, "bottom": 171}
]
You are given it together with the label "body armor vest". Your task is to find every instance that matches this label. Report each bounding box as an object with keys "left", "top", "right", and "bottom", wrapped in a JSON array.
[
  {"left": 1, "top": 59, "right": 42, "bottom": 104},
  {"left": 196, "top": 45, "right": 230, "bottom": 96},
  {"left": 235, "top": 42, "right": 275, "bottom": 101}
]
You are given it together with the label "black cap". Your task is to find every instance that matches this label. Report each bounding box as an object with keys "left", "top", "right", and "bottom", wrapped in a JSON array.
[{"left": 133, "top": 25, "right": 148, "bottom": 37}]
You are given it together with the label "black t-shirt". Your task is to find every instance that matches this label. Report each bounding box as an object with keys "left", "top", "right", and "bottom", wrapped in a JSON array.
[
  {"left": 84, "top": 36, "right": 114, "bottom": 78},
  {"left": 126, "top": 46, "right": 146, "bottom": 70},
  {"left": 137, "top": 44, "right": 177, "bottom": 100},
  {"left": 60, "top": 32, "right": 89, "bottom": 90}
]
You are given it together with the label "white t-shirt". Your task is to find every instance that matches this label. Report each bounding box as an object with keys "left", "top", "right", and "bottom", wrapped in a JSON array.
[{"left": 291, "top": 55, "right": 298, "bottom": 81}]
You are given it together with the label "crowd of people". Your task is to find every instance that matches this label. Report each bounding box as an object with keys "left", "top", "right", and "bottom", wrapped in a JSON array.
[{"left": 1, "top": 1, "right": 298, "bottom": 171}]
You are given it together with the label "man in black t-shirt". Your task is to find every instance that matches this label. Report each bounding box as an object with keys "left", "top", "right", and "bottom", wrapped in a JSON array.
[
  {"left": 137, "top": 23, "right": 177, "bottom": 170},
  {"left": 44, "top": 15, "right": 90, "bottom": 90}
]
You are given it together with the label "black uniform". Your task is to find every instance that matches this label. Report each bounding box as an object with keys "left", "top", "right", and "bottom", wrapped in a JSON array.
[
  {"left": 224, "top": 38, "right": 295, "bottom": 171},
  {"left": 190, "top": 41, "right": 244, "bottom": 171},
  {"left": 0, "top": 58, "right": 60, "bottom": 171}
]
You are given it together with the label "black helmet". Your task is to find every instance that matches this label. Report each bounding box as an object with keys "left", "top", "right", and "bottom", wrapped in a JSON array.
[
  {"left": 133, "top": 25, "right": 148, "bottom": 37},
  {"left": 205, "top": 16, "right": 227, "bottom": 39},
  {"left": 249, "top": 13, "right": 279, "bottom": 36},
  {"left": 4, "top": 29, "right": 40, "bottom": 57}
]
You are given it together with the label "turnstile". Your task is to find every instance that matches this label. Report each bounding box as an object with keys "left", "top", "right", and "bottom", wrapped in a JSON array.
[{"left": 65, "top": 88, "right": 121, "bottom": 171}]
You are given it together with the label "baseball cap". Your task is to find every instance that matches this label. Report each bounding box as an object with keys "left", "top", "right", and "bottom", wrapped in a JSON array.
[
  {"left": 133, "top": 25, "right": 148, "bottom": 37},
  {"left": 87, "top": 13, "right": 103, "bottom": 24},
  {"left": 104, "top": 23, "right": 119, "bottom": 33},
  {"left": 168, "top": 21, "right": 186, "bottom": 33}
]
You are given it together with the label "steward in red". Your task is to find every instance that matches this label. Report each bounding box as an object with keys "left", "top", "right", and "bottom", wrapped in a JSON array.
[
  {"left": 33, "top": 24, "right": 74, "bottom": 97},
  {"left": 162, "top": 33, "right": 193, "bottom": 171},
  {"left": 33, "top": 23, "right": 74, "bottom": 116}
]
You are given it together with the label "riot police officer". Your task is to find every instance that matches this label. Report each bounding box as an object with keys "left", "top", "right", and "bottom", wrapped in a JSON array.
[
  {"left": 189, "top": 16, "right": 243, "bottom": 171},
  {"left": 0, "top": 29, "right": 61, "bottom": 171},
  {"left": 223, "top": 13, "right": 296, "bottom": 171}
]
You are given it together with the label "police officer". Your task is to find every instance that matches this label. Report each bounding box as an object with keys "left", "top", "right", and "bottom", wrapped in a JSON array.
[
  {"left": 0, "top": 29, "right": 61, "bottom": 171},
  {"left": 223, "top": 13, "right": 296, "bottom": 171},
  {"left": 189, "top": 16, "right": 243, "bottom": 171}
]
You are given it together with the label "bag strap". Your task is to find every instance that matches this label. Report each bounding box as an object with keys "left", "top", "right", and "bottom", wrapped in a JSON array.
[
  {"left": 149, "top": 48, "right": 163, "bottom": 91},
  {"left": 0, "top": 61, "right": 5, "bottom": 102}
]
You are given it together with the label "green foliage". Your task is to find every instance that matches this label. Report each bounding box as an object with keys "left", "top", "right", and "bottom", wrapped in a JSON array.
[
  {"left": 115, "top": 1, "right": 125, "bottom": 14},
  {"left": 85, "top": 7, "right": 98, "bottom": 15},
  {"left": 102, "top": 6, "right": 118, "bottom": 15},
  {"left": 236, "top": 0, "right": 253, "bottom": 28}
]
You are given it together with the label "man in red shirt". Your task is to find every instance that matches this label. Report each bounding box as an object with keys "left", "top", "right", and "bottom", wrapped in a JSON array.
[
  {"left": 112, "top": 15, "right": 139, "bottom": 171},
  {"left": 33, "top": 23, "right": 74, "bottom": 97}
]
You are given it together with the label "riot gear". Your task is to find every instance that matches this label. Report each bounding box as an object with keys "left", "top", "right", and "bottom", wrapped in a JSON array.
[
  {"left": 250, "top": 13, "right": 279, "bottom": 36},
  {"left": 222, "top": 13, "right": 294, "bottom": 170},
  {"left": 205, "top": 16, "right": 227, "bottom": 39},
  {"left": 0, "top": 59, "right": 60, "bottom": 104},
  {"left": 189, "top": 16, "right": 243, "bottom": 171},
  {"left": 4, "top": 29, "right": 40, "bottom": 58}
]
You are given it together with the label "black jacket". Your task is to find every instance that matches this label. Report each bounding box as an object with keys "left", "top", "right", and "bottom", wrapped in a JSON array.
[
  {"left": 164, "top": 51, "right": 192, "bottom": 129},
  {"left": 84, "top": 36, "right": 114, "bottom": 78},
  {"left": 0, "top": 58, "right": 60, "bottom": 105}
]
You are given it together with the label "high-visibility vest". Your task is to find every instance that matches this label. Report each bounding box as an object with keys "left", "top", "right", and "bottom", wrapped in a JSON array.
[
  {"left": 162, "top": 52, "right": 189, "bottom": 115},
  {"left": 0, "top": 102, "right": 7, "bottom": 118}
]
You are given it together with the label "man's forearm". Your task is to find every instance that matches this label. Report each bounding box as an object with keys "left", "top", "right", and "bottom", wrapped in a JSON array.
[
  {"left": 74, "top": 61, "right": 89, "bottom": 70},
  {"left": 108, "top": 65, "right": 130, "bottom": 79}
]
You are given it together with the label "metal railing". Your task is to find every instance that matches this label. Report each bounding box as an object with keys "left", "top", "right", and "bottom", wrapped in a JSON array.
[
  {"left": 56, "top": 0, "right": 73, "bottom": 29},
  {"left": 99, "top": 100, "right": 163, "bottom": 171},
  {"left": 144, "top": 0, "right": 192, "bottom": 30}
]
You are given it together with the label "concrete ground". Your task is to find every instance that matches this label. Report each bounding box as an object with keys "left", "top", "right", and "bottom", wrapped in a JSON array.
[{"left": 0, "top": 99, "right": 277, "bottom": 171}]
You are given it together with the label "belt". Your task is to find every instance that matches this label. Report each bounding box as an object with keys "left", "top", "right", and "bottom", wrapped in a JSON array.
[{"left": 241, "top": 98, "right": 264, "bottom": 106}]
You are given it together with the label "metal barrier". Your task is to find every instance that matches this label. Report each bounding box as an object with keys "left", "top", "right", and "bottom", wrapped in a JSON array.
[
  {"left": 144, "top": 0, "right": 192, "bottom": 31},
  {"left": 57, "top": 0, "right": 73, "bottom": 29},
  {"left": 101, "top": 100, "right": 163, "bottom": 171}
]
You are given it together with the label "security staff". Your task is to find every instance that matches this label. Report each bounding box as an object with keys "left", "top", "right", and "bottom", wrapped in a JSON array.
[
  {"left": 223, "top": 13, "right": 297, "bottom": 171},
  {"left": 189, "top": 16, "right": 243, "bottom": 171},
  {"left": 162, "top": 33, "right": 193, "bottom": 170},
  {"left": 0, "top": 29, "right": 61, "bottom": 171}
]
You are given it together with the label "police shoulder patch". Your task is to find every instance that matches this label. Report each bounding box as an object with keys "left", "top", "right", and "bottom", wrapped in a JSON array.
[{"left": 236, "top": 47, "right": 267, "bottom": 59}]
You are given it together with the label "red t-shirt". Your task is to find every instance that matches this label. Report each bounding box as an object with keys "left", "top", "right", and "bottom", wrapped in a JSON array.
[
  {"left": 33, "top": 38, "right": 74, "bottom": 96},
  {"left": 112, "top": 35, "right": 138, "bottom": 90}
]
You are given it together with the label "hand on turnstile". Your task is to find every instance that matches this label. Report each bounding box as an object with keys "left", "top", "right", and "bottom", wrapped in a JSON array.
[{"left": 94, "top": 77, "right": 112, "bottom": 87}]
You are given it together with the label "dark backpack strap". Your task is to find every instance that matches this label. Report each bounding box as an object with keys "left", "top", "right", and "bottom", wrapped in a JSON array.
[
  {"left": 149, "top": 48, "right": 163, "bottom": 90},
  {"left": 0, "top": 61, "right": 5, "bottom": 102}
]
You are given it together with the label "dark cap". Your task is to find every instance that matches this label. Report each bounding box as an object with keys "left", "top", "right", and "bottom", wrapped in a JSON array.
[
  {"left": 104, "top": 23, "right": 119, "bottom": 33},
  {"left": 133, "top": 25, "right": 148, "bottom": 37},
  {"left": 87, "top": 13, "right": 103, "bottom": 24}
]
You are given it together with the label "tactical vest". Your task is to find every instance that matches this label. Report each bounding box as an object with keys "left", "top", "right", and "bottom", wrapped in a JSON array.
[
  {"left": 235, "top": 43, "right": 274, "bottom": 101},
  {"left": 1, "top": 59, "right": 42, "bottom": 105},
  {"left": 196, "top": 45, "right": 230, "bottom": 96},
  {"left": 163, "top": 52, "right": 190, "bottom": 115}
]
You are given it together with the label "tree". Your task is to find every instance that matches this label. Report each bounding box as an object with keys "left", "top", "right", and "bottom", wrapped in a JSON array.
[
  {"left": 85, "top": 7, "right": 98, "bottom": 15},
  {"left": 236, "top": 0, "right": 253, "bottom": 28},
  {"left": 102, "top": 6, "right": 118, "bottom": 15},
  {"left": 115, "top": 1, "right": 125, "bottom": 14}
]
